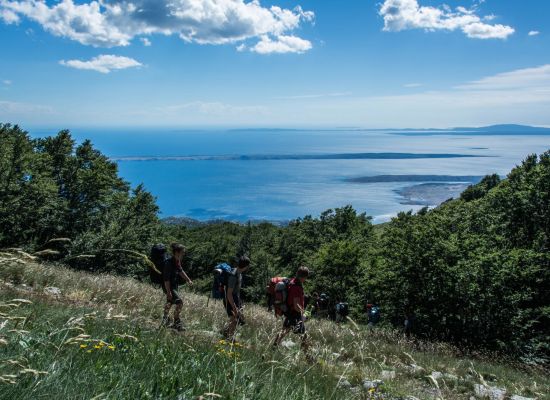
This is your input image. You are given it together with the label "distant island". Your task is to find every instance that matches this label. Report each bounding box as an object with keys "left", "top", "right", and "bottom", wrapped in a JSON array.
[
  {"left": 386, "top": 124, "right": 550, "bottom": 136},
  {"left": 345, "top": 175, "right": 484, "bottom": 184},
  {"left": 111, "top": 152, "right": 485, "bottom": 162},
  {"left": 227, "top": 124, "right": 550, "bottom": 135},
  {"left": 345, "top": 175, "right": 485, "bottom": 207}
]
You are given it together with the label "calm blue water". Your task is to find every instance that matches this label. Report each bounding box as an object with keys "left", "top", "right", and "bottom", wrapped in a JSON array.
[{"left": 29, "top": 128, "right": 550, "bottom": 223}]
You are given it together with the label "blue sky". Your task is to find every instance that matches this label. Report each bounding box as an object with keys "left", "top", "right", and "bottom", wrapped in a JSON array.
[{"left": 0, "top": 0, "right": 549, "bottom": 128}]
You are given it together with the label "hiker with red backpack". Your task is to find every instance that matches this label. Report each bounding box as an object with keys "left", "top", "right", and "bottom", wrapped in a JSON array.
[
  {"left": 161, "top": 243, "right": 193, "bottom": 331},
  {"left": 273, "top": 266, "right": 310, "bottom": 352}
]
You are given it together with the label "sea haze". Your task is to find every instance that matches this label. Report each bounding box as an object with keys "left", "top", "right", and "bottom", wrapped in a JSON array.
[{"left": 29, "top": 127, "right": 550, "bottom": 223}]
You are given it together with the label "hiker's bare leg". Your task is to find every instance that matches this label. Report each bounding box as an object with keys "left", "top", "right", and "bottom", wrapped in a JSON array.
[
  {"left": 300, "top": 332, "right": 310, "bottom": 353},
  {"left": 164, "top": 302, "right": 172, "bottom": 315},
  {"left": 173, "top": 303, "right": 182, "bottom": 321},
  {"left": 227, "top": 315, "right": 238, "bottom": 339}
]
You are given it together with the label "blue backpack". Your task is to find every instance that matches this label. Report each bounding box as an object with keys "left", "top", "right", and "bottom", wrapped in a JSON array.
[
  {"left": 369, "top": 306, "right": 381, "bottom": 323},
  {"left": 212, "top": 263, "right": 233, "bottom": 299}
]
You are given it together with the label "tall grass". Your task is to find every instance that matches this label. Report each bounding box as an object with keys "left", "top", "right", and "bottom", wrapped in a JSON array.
[{"left": 0, "top": 251, "right": 547, "bottom": 399}]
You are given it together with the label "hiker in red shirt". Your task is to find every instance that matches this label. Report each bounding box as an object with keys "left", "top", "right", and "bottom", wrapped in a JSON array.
[{"left": 273, "top": 266, "right": 310, "bottom": 352}]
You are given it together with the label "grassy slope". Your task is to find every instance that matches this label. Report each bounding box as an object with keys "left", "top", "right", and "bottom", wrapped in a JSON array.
[{"left": 0, "top": 251, "right": 547, "bottom": 400}]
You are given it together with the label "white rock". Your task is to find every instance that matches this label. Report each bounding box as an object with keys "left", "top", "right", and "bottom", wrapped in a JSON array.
[
  {"left": 430, "top": 371, "right": 444, "bottom": 380},
  {"left": 510, "top": 396, "right": 535, "bottom": 400},
  {"left": 443, "top": 373, "right": 459, "bottom": 380},
  {"left": 381, "top": 370, "right": 396, "bottom": 380},
  {"left": 474, "top": 384, "right": 507, "bottom": 400},
  {"left": 337, "top": 379, "right": 352, "bottom": 389},
  {"left": 44, "top": 286, "right": 61, "bottom": 296},
  {"left": 363, "top": 379, "right": 383, "bottom": 389},
  {"left": 406, "top": 364, "right": 425, "bottom": 374},
  {"left": 281, "top": 340, "right": 296, "bottom": 349}
]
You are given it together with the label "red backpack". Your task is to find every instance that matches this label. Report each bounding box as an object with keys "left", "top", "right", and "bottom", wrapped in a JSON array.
[{"left": 268, "top": 277, "right": 289, "bottom": 316}]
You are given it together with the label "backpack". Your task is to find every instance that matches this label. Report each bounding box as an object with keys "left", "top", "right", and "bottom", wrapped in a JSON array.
[
  {"left": 272, "top": 278, "right": 292, "bottom": 317},
  {"left": 212, "top": 263, "right": 233, "bottom": 299},
  {"left": 336, "top": 302, "right": 349, "bottom": 317},
  {"left": 369, "top": 306, "right": 381, "bottom": 323},
  {"left": 265, "top": 276, "right": 287, "bottom": 315},
  {"left": 149, "top": 244, "right": 168, "bottom": 285}
]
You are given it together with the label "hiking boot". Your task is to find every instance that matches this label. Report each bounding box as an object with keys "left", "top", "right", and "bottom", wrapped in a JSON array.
[{"left": 172, "top": 319, "right": 185, "bottom": 332}]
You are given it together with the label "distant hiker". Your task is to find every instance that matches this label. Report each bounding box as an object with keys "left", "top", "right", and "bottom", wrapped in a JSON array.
[
  {"left": 273, "top": 266, "right": 310, "bottom": 354},
  {"left": 404, "top": 305, "right": 416, "bottom": 338},
  {"left": 367, "top": 302, "right": 381, "bottom": 327},
  {"left": 162, "top": 243, "right": 193, "bottom": 331},
  {"left": 335, "top": 301, "right": 349, "bottom": 323},
  {"left": 222, "top": 256, "right": 251, "bottom": 340},
  {"left": 314, "top": 292, "right": 330, "bottom": 319}
]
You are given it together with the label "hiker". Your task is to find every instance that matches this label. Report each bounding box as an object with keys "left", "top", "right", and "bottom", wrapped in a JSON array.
[
  {"left": 404, "top": 305, "right": 416, "bottom": 338},
  {"left": 162, "top": 243, "right": 193, "bottom": 331},
  {"left": 313, "top": 292, "right": 330, "bottom": 319},
  {"left": 273, "top": 266, "right": 310, "bottom": 353},
  {"left": 223, "top": 255, "right": 251, "bottom": 340},
  {"left": 367, "top": 302, "right": 381, "bottom": 327},
  {"left": 335, "top": 301, "right": 349, "bottom": 323}
]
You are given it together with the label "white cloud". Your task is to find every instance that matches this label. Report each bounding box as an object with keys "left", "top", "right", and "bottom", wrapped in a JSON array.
[
  {"left": 0, "top": 7, "right": 19, "bottom": 23},
  {"left": 274, "top": 92, "right": 351, "bottom": 100},
  {"left": 0, "top": 99, "right": 53, "bottom": 114},
  {"left": 455, "top": 64, "right": 550, "bottom": 91},
  {"left": 59, "top": 54, "right": 142, "bottom": 73},
  {"left": 335, "top": 64, "right": 550, "bottom": 127},
  {"left": 160, "top": 101, "right": 267, "bottom": 116},
  {"left": 404, "top": 83, "right": 422, "bottom": 88},
  {"left": 0, "top": 0, "right": 314, "bottom": 53},
  {"left": 528, "top": 30, "right": 540, "bottom": 36},
  {"left": 140, "top": 37, "right": 151, "bottom": 46},
  {"left": 2, "top": 80, "right": 12, "bottom": 85},
  {"left": 250, "top": 34, "right": 312, "bottom": 54},
  {"left": 379, "top": 0, "right": 514, "bottom": 39}
]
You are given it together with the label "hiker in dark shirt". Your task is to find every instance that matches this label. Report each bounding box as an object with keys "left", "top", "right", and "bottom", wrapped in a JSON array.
[
  {"left": 273, "top": 266, "right": 310, "bottom": 354},
  {"left": 162, "top": 243, "right": 193, "bottom": 331},
  {"left": 223, "top": 256, "right": 250, "bottom": 340}
]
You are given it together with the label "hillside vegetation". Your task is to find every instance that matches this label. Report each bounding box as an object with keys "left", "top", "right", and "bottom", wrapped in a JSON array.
[
  {"left": 0, "top": 253, "right": 548, "bottom": 399},
  {"left": 0, "top": 123, "right": 549, "bottom": 366}
]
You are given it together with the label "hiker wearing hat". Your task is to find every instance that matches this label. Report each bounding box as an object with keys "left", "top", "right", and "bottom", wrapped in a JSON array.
[
  {"left": 162, "top": 243, "right": 193, "bottom": 331},
  {"left": 273, "top": 266, "right": 310, "bottom": 352},
  {"left": 223, "top": 255, "right": 251, "bottom": 339}
]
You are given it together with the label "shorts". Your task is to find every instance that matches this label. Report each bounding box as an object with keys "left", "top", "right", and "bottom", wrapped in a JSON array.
[
  {"left": 163, "top": 287, "right": 183, "bottom": 305},
  {"left": 284, "top": 313, "right": 306, "bottom": 335},
  {"left": 223, "top": 294, "right": 242, "bottom": 317}
]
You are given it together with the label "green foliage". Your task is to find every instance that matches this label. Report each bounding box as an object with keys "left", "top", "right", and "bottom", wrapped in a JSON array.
[
  {"left": 0, "top": 124, "right": 159, "bottom": 271},
  {"left": 367, "top": 152, "right": 550, "bottom": 363}
]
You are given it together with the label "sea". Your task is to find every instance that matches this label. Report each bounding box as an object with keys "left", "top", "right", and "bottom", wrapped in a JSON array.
[{"left": 28, "top": 128, "right": 550, "bottom": 224}]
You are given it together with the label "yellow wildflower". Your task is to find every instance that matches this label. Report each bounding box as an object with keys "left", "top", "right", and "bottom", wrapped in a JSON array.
[
  {"left": 79, "top": 344, "right": 88, "bottom": 349},
  {"left": 108, "top": 345, "right": 115, "bottom": 350},
  {"left": 94, "top": 345, "right": 101, "bottom": 349}
]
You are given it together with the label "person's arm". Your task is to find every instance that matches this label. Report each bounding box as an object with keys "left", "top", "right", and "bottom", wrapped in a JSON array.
[
  {"left": 179, "top": 270, "right": 193, "bottom": 285},
  {"left": 164, "top": 280, "right": 172, "bottom": 301},
  {"left": 293, "top": 296, "right": 304, "bottom": 316},
  {"left": 163, "top": 261, "right": 172, "bottom": 301}
]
